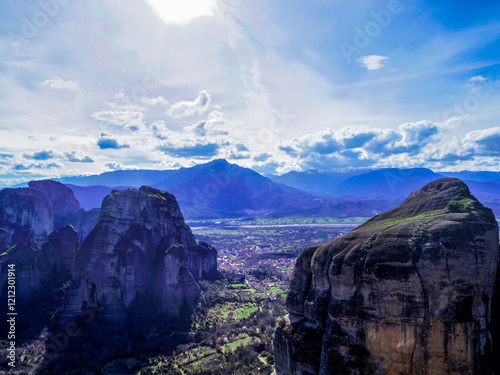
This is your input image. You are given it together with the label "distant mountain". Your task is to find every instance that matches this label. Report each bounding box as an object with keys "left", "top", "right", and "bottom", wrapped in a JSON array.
[
  {"left": 151, "top": 159, "right": 333, "bottom": 218},
  {"left": 59, "top": 160, "right": 337, "bottom": 218},
  {"left": 460, "top": 180, "right": 500, "bottom": 200},
  {"left": 59, "top": 169, "right": 176, "bottom": 187},
  {"left": 272, "top": 167, "right": 500, "bottom": 218},
  {"left": 271, "top": 170, "right": 363, "bottom": 196},
  {"left": 330, "top": 168, "right": 445, "bottom": 197},
  {"left": 65, "top": 184, "right": 133, "bottom": 211},
  {"left": 50, "top": 161, "right": 500, "bottom": 219},
  {"left": 440, "top": 171, "right": 500, "bottom": 184},
  {"left": 272, "top": 168, "right": 445, "bottom": 198}
]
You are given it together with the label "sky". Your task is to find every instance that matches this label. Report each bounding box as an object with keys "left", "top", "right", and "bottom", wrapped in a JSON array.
[{"left": 0, "top": 0, "right": 499, "bottom": 187}]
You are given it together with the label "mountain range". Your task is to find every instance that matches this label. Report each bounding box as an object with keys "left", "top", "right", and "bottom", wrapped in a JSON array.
[{"left": 50, "top": 160, "right": 500, "bottom": 219}]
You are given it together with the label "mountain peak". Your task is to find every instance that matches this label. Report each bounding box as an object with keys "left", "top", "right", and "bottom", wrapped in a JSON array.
[{"left": 203, "top": 158, "right": 231, "bottom": 169}]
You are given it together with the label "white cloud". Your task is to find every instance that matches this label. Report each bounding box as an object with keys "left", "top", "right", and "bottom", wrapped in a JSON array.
[
  {"left": 183, "top": 111, "right": 231, "bottom": 136},
  {"left": 463, "top": 126, "right": 500, "bottom": 156},
  {"left": 145, "top": 0, "right": 217, "bottom": 24},
  {"left": 167, "top": 90, "right": 211, "bottom": 119},
  {"left": 96, "top": 133, "right": 131, "bottom": 150},
  {"left": 141, "top": 95, "right": 169, "bottom": 106},
  {"left": 91, "top": 107, "right": 146, "bottom": 131},
  {"left": 65, "top": 151, "right": 94, "bottom": 163},
  {"left": 40, "top": 77, "right": 81, "bottom": 91},
  {"left": 148, "top": 111, "right": 240, "bottom": 159},
  {"left": 469, "top": 75, "right": 487, "bottom": 82},
  {"left": 358, "top": 55, "right": 389, "bottom": 70},
  {"left": 278, "top": 122, "right": 444, "bottom": 170},
  {"left": 396, "top": 121, "right": 440, "bottom": 148}
]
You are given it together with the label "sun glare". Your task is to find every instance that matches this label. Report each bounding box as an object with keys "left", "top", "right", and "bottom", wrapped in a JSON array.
[{"left": 145, "top": 0, "right": 217, "bottom": 24}]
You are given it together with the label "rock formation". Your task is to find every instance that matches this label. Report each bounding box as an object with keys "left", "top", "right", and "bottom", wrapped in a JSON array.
[
  {"left": 0, "top": 187, "right": 53, "bottom": 243},
  {"left": 27, "top": 180, "right": 100, "bottom": 242},
  {"left": 0, "top": 228, "right": 11, "bottom": 252},
  {"left": 275, "top": 178, "right": 499, "bottom": 374},
  {"left": 28, "top": 180, "right": 81, "bottom": 230},
  {"left": 0, "top": 240, "right": 42, "bottom": 300},
  {"left": 0, "top": 225, "right": 80, "bottom": 301},
  {"left": 39, "top": 225, "right": 80, "bottom": 280},
  {"left": 60, "top": 186, "right": 217, "bottom": 321}
]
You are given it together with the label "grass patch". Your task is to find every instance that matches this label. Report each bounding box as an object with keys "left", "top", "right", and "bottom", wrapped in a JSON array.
[
  {"left": 367, "top": 209, "right": 447, "bottom": 247},
  {"left": 223, "top": 336, "right": 256, "bottom": 353},
  {"left": 379, "top": 209, "right": 448, "bottom": 230},
  {"left": 205, "top": 302, "right": 258, "bottom": 323},
  {"left": 233, "top": 303, "right": 259, "bottom": 321},
  {"left": 447, "top": 193, "right": 474, "bottom": 213}
]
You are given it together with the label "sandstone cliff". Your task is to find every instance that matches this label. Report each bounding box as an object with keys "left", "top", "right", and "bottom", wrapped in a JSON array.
[
  {"left": 39, "top": 225, "right": 80, "bottom": 281},
  {"left": 27, "top": 180, "right": 100, "bottom": 242},
  {"left": 274, "top": 178, "right": 499, "bottom": 375},
  {"left": 0, "top": 187, "right": 53, "bottom": 243},
  {"left": 28, "top": 180, "right": 80, "bottom": 230},
  {"left": 0, "top": 240, "right": 42, "bottom": 300},
  {"left": 0, "top": 225, "right": 79, "bottom": 303},
  {"left": 60, "top": 186, "right": 217, "bottom": 321}
]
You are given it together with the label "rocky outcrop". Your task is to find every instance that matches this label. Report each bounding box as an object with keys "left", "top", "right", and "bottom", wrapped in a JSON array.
[
  {"left": 0, "top": 187, "right": 53, "bottom": 243},
  {"left": 66, "top": 208, "right": 101, "bottom": 244},
  {"left": 275, "top": 179, "right": 499, "bottom": 374},
  {"left": 28, "top": 180, "right": 80, "bottom": 229},
  {"left": 0, "top": 225, "right": 80, "bottom": 300},
  {"left": 0, "top": 229, "right": 11, "bottom": 252},
  {"left": 60, "top": 186, "right": 217, "bottom": 321},
  {"left": 27, "top": 180, "right": 100, "bottom": 242},
  {"left": 0, "top": 241, "right": 42, "bottom": 299},
  {"left": 39, "top": 225, "right": 80, "bottom": 280}
]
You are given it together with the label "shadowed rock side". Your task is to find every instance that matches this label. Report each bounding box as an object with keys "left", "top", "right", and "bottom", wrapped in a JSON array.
[
  {"left": 59, "top": 186, "right": 217, "bottom": 322},
  {"left": 274, "top": 178, "right": 500, "bottom": 375},
  {"left": 0, "top": 187, "right": 53, "bottom": 243},
  {"left": 0, "top": 225, "right": 79, "bottom": 301}
]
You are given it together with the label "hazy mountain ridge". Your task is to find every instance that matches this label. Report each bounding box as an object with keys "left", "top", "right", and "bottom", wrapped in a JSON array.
[
  {"left": 48, "top": 160, "right": 500, "bottom": 219},
  {"left": 57, "top": 160, "right": 391, "bottom": 219},
  {"left": 272, "top": 167, "right": 500, "bottom": 217}
]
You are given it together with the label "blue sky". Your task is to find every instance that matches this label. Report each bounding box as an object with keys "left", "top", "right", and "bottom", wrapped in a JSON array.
[{"left": 0, "top": 0, "right": 499, "bottom": 186}]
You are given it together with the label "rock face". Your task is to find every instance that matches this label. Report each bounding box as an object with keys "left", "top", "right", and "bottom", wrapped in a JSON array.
[
  {"left": 0, "top": 187, "right": 53, "bottom": 243},
  {"left": 0, "top": 225, "right": 80, "bottom": 300},
  {"left": 60, "top": 186, "right": 217, "bottom": 321},
  {"left": 0, "top": 241, "right": 42, "bottom": 299},
  {"left": 26, "top": 180, "right": 100, "bottom": 242},
  {"left": 28, "top": 180, "right": 80, "bottom": 230},
  {"left": 274, "top": 179, "right": 499, "bottom": 375},
  {"left": 39, "top": 225, "right": 80, "bottom": 280}
]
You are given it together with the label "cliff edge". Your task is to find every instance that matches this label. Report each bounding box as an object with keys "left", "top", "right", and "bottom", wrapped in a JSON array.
[{"left": 274, "top": 178, "right": 499, "bottom": 374}]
